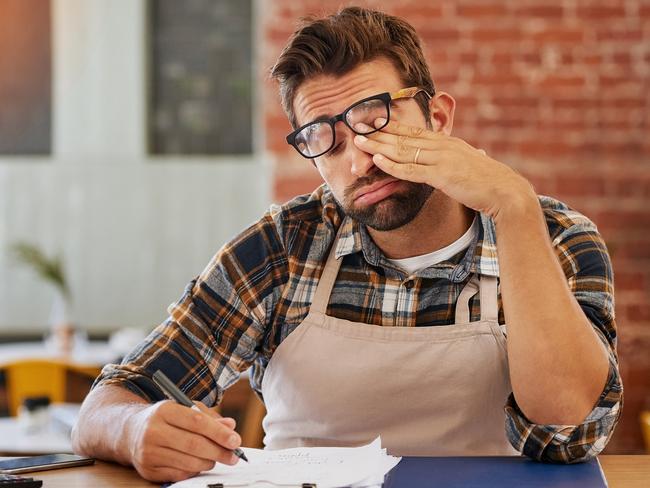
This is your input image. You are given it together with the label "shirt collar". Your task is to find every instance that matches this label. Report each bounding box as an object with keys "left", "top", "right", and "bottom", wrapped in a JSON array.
[
  {"left": 333, "top": 208, "right": 500, "bottom": 281},
  {"left": 334, "top": 215, "right": 363, "bottom": 258}
]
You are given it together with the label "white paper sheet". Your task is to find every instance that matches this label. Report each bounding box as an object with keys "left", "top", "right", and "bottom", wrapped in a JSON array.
[{"left": 170, "top": 437, "right": 401, "bottom": 488}]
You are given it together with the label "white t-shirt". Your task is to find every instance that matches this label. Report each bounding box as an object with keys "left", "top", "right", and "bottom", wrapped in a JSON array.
[{"left": 387, "top": 216, "right": 478, "bottom": 275}]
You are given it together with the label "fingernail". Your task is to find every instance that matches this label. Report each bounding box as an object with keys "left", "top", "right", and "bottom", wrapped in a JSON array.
[
  {"left": 373, "top": 154, "right": 384, "bottom": 162},
  {"left": 374, "top": 118, "right": 387, "bottom": 128},
  {"left": 228, "top": 434, "right": 240, "bottom": 448},
  {"left": 355, "top": 135, "right": 367, "bottom": 143}
]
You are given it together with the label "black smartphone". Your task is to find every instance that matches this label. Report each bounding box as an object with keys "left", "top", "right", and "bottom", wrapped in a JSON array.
[{"left": 0, "top": 454, "right": 94, "bottom": 474}]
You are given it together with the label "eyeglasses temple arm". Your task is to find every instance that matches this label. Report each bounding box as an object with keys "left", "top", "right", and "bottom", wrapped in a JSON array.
[{"left": 390, "top": 86, "right": 433, "bottom": 100}]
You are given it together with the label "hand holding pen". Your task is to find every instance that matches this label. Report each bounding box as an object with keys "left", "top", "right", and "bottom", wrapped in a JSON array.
[
  {"left": 152, "top": 370, "right": 249, "bottom": 463},
  {"left": 119, "top": 371, "right": 245, "bottom": 483}
]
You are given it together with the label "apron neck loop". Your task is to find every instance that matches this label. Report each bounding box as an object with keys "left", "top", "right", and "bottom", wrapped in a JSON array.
[{"left": 454, "top": 275, "right": 499, "bottom": 323}]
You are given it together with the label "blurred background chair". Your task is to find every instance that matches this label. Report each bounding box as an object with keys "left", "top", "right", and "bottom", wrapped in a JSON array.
[{"left": 1, "top": 359, "right": 101, "bottom": 416}]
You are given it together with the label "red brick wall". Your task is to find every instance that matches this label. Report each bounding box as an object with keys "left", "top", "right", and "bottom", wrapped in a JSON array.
[{"left": 260, "top": 1, "right": 650, "bottom": 453}]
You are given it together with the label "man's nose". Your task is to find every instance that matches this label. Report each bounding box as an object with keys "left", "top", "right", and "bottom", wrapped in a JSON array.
[{"left": 348, "top": 144, "right": 376, "bottom": 177}]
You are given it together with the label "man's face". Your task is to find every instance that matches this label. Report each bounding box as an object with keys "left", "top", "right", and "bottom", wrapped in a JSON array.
[{"left": 292, "top": 58, "right": 433, "bottom": 231}]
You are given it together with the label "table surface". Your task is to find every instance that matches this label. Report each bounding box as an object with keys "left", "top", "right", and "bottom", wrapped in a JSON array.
[
  {"left": 0, "top": 418, "right": 72, "bottom": 455},
  {"left": 26, "top": 455, "right": 650, "bottom": 488},
  {"left": 0, "top": 404, "right": 80, "bottom": 455}
]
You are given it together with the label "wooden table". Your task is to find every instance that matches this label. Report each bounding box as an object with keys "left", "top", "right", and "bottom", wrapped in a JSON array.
[
  {"left": 30, "top": 455, "right": 650, "bottom": 487},
  {"left": 600, "top": 456, "right": 650, "bottom": 487}
]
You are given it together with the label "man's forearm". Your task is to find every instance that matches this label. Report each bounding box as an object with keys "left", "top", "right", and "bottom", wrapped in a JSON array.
[
  {"left": 494, "top": 193, "right": 610, "bottom": 425},
  {"left": 72, "top": 385, "right": 149, "bottom": 465}
]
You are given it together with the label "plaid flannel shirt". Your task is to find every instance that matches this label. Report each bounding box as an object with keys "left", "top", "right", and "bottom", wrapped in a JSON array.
[{"left": 97, "top": 184, "right": 622, "bottom": 462}]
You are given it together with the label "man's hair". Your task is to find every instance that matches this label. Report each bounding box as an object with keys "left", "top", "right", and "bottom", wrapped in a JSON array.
[{"left": 271, "top": 6, "right": 435, "bottom": 129}]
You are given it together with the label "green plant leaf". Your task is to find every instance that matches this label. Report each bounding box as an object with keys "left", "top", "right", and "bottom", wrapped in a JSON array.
[{"left": 10, "top": 242, "right": 70, "bottom": 299}]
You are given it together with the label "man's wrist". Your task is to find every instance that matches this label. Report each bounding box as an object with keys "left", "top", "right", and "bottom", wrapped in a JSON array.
[
  {"left": 119, "top": 403, "right": 149, "bottom": 465},
  {"left": 493, "top": 180, "right": 540, "bottom": 229}
]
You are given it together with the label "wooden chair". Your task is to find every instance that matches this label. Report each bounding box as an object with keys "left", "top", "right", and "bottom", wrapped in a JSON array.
[
  {"left": 641, "top": 411, "right": 650, "bottom": 454},
  {"left": 1, "top": 359, "right": 101, "bottom": 416}
]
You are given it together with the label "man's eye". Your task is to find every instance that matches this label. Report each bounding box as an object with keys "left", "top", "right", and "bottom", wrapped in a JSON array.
[{"left": 327, "top": 143, "right": 344, "bottom": 157}]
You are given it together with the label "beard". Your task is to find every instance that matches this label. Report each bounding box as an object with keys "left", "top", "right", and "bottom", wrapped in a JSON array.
[{"left": 339, "top": 170, "right": 434, "bottom": 231}]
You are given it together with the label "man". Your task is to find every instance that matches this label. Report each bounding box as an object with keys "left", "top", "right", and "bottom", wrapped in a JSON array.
[{"left": 73, "top": 7, "right": 622, "bottom": 483}]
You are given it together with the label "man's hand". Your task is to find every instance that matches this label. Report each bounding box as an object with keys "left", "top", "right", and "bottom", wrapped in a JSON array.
[
  {"left": 124, "top": 400, "right": 241, "bottom": 482},
  {"left": 353, "top": 119, "right": 536, "bottom": 220}
]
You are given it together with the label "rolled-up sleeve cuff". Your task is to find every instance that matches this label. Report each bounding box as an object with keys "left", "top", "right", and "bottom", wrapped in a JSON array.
[
  {"left": 504, "top": 358, "right": 623, "bottom": 463},
  {"left": 92, "top": 363, "right": 166, "bottom": 403}
]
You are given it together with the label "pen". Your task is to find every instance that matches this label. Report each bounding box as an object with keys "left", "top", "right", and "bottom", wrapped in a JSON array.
[{"left": 152, "top": 369, "right": 249, "bottom": 463}]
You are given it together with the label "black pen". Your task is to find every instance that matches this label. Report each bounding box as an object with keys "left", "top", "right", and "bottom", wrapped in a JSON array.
[{"left": 152, "top": 369, "right": 249, "bottom": 463}]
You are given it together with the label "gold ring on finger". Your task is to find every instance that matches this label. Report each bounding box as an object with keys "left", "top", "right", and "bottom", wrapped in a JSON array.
[{"left": 414, "top": 147, "right": 422, "bottom": 164}]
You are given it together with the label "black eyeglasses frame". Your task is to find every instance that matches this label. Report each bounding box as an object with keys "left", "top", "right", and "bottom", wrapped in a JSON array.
[{"left": 286, "top": 86, "right": 432, "bottom": 159}]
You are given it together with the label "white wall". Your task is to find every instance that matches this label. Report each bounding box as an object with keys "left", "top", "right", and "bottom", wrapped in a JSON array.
[{"left": 0, "top": 0, "right": 270, "bottom": 333}]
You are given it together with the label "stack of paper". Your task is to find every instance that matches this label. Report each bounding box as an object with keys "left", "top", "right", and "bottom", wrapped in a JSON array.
[{"left": 171, "top": 437, "right": 401, "bottom": 488}]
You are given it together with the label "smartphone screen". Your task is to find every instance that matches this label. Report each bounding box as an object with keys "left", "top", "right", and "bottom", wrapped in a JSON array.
[{"left": 0, "top": 454, "right": 94, "bottom": 474}]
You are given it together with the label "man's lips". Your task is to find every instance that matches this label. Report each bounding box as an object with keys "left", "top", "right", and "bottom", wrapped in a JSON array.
[{"left": 353, "top": 178, "right": 401, "bottom": 205}]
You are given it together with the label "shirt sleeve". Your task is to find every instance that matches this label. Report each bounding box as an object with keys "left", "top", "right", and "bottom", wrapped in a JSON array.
[
  {"left": 503, "top": 216, "right": 623, "bottom": 462},
  {"left": 93, "top": 214, "right": 288, "bottom": 406}
]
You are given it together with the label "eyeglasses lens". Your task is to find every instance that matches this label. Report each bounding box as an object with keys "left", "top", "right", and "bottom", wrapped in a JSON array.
[
  {"left": 295, "top": 122, "right": 334, "bottom": 158},
  {"left": 346, "top": 98, "right": 389, "bottom": 133}
]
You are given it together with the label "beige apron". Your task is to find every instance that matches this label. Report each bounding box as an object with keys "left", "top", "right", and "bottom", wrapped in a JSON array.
[{"left": 261, "top": 230, "right": 518, "bottom": 456}]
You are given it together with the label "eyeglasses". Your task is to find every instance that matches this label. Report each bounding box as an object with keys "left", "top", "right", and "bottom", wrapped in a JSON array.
[{"left": 286, "top": 86, "right": 433, "bottom": 159}]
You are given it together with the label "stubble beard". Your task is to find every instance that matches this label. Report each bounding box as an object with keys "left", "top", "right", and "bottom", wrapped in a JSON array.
[{"left": 340, "top": 171, "right": 434, "bottom": 231}]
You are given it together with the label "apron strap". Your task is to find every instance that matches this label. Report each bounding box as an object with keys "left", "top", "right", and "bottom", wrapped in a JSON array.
[
  {"left": 454, "top": 276, "right": 479, "bottom": 323},
  {"left": 479, "top": 275, "right": 499, "bottom": 322},
  {"left": 310, "top": 230, "right": 344, "bottom": 315},
  {"left": 454, "top": 275, "right": 499, "bottom": 323}
]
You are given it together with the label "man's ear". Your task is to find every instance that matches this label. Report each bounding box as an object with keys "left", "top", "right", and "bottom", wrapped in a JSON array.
[{"left": 428, "top": 91, "right": 456, "bottom": 135}]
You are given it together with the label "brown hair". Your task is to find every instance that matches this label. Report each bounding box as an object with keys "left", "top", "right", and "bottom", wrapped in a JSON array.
[{"left": 271, "top": 6, "right": 435, "bottom": 129}]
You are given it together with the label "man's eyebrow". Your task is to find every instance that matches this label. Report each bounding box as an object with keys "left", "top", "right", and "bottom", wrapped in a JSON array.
[{"left": 303, "top": 113, "right": 333, "bottom": 126}]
